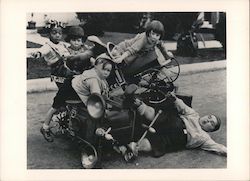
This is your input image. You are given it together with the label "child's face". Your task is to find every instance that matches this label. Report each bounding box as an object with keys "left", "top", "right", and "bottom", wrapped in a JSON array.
[
  {"left": 70, "top": 37, "right": 83, "bottom": 50},
  {"left": 199, "top": 114, "right": 218, "bottom": 132},
  {"left": 50, "top": 27, "right": 63, "bottom": 44},
  {"left": 96, "top": 62, "right": 112, "bottom": 79},
  {"left": 148, "top": 30, "right": 161, "bottom": 44}
]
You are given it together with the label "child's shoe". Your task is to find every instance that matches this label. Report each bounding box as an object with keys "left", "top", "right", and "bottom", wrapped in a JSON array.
[
  {"left": 127, "top": 142, "right": 139, "bottom": 156},
  {"left": 120, "top": 142, "right": 139, "bottom": 162},
  {"left": 40, "top": 127, "right": 54, "bottom": 142}
]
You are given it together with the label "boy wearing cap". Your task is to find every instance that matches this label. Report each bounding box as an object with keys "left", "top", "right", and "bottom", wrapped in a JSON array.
[{"left": 40, "top": 54, "right": 113, "bottom": 143}]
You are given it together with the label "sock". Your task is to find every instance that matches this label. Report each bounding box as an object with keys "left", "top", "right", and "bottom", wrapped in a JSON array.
[
  {"left": 137, "top": 103, "right": 147, "bottom": 115},
  {"left": 43, "top": 123, "right": 50, "bottom": 130}
]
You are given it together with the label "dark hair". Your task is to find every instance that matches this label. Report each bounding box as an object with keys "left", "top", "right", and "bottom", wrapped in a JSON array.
[
  {"left": 213, "top": 115, "right": 221, "bottom": 132},
  {"left": 145, "top": 20, "right": 165, "bottom": 38},
  {"left": 65, "top": 26, "right": 86, "bottom": 42},
  {"left": 49, "top": 25, "right": 63, "bottom": 33},
  {"left": 65, "top": 35, "right": 87, "bottom": 43}
]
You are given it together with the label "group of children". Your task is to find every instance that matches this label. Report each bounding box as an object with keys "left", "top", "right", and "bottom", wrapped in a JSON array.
[
  {"left": 31, "top": 23, "right": 93, "bottom": 88},
  {"left": 31, "top": 20, "right": 173, "bottom": 144},
  {"left": 31, "top": 20, "right": 227, "bottom": 161}
]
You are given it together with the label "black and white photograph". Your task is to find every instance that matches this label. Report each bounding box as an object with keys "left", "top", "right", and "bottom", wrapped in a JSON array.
[
  {"left": 26, "top": 12, "right": 227, "bottom": 169},
  {"left": 1, "top": 0, "right": 249, "bottom": 180}
]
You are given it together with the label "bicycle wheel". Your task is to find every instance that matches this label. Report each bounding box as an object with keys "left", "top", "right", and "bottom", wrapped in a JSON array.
[{"left": 159, "top": 58, "right": 180, "bottom": 83}]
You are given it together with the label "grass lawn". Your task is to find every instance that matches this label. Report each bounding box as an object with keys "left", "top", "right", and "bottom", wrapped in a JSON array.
[{"left": 27, "top": 31, "right": 225, "bottom": 79}]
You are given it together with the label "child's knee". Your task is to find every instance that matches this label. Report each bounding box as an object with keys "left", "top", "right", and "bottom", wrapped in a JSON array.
[{"left": 139, "top": 138, "right": 152, "bottom": 152}]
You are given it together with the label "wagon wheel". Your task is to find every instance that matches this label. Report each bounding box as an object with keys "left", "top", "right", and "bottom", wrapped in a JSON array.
[
  {"left": 49, "top": 110, "right": 68, "bottom": 136},
  {"left": 49, "top": 118, "right": 62, "bottom": 136}
]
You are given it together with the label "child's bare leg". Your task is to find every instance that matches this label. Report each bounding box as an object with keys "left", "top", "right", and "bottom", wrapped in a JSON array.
[
  {"left": 40, "top": 107, "right": 57, "bottom": 142},
  {"left": 137, "top": 138, "right": 152, "bottom": 152},
  {"left": 43, "top": 107, "right": 57, "bottom": 129},
  {"left": 127, "top": 138, "right": 152, "bottom": 157}
]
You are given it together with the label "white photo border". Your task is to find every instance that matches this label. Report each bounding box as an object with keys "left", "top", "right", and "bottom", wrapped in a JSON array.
[{"left": 1, "top": 0, "right": 249, "bottom": 180}]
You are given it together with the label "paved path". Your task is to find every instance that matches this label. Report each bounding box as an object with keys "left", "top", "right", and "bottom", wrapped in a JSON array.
[
  {"left": 27, "top": 60, "right": 226, "bottom": 93},
  {"left": 27, "top": 69, "right": 226, "bottom": 169}
]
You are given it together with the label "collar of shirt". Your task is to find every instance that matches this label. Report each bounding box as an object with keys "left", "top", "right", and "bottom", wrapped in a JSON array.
[{"left": 180, "top": 113, "right": 211, "bottom": 148}]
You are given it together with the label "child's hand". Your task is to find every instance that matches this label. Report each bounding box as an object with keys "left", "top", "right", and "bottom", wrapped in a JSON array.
[
  {"left": 63, "top": 55, "right": 74, "bottom": 61},
  {"left": 133, "top": 98, "right": 143, "bottom": 108},
  {"left": 166, "top": 91, "right": 177, "bottom": 102},
  {"left": 138, "top": 79, "right": 149, "bottom": 87},
  {"left": 113, "top": 56, "right": 123, "bottom": 64},
  {"left": 29, "top": 52, "right": 41, "bottom": 59},
  {"left": 167, "top": 51, "right": 174, "bottom": 58},
  {"left": 110, "top": 49, "right": 119, "bottom": 58}
]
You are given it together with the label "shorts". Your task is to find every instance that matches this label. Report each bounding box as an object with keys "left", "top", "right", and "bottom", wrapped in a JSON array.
[
  {"left": 146, "top": 111, "right": 187, "bottom": 157},
  {"left": 52, "top": 78, "right": 81, "bottom": 109}
]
